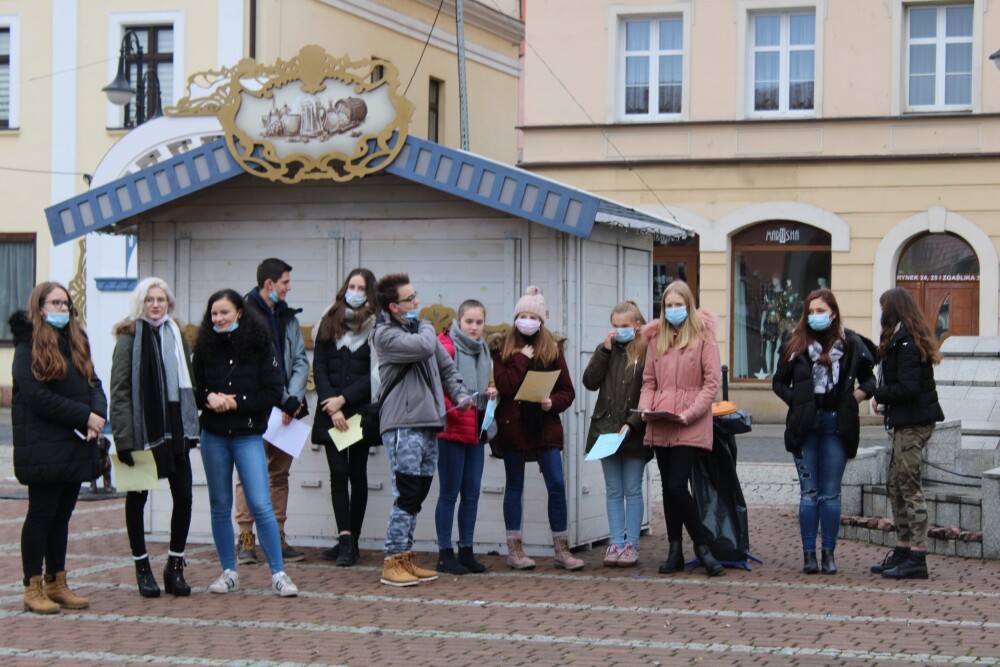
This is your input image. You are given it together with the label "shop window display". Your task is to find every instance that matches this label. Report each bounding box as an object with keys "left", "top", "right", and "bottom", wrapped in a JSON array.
[{"left": 731, "top": 222, "right": 830, "bottom": 380}]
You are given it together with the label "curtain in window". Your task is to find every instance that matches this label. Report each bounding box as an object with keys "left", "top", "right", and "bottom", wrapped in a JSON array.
[
  {"left": 0, "top": 242, "right": 34, "bottom": 340},
  {"left": 0, "top": 30, "right": 9, "bottom": 125}
]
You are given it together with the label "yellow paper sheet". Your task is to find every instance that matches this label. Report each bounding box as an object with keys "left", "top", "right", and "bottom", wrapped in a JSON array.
[
  {"left": 112, "top": 450, "right": 159, "bottom": 492},
  {"left": 513, "top": 370, "right": 561, "bottom": 403},
  {"left": 329, "top": 414, "right": 364, "bottom": 451}
]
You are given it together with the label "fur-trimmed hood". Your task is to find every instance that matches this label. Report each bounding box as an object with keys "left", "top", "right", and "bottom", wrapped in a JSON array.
[
  {"left": 8, "top": 310, "right": 32, "bottom": 345},
  {"left": 112, "top": 317, "right": 187, "bottom": 338}
]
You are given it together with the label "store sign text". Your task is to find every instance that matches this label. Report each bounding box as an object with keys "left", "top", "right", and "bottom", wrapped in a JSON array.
[
  {"left": 764, "top": 227, "right": 800, "bottom": 244},
  {"left": 896, "top": 274, "right": 980, "bottom": 282}
]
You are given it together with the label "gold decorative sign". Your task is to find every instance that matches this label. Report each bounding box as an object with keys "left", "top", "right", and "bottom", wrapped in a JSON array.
[{"left": 168, "top": 45, "right": 414, "bottom": 183}]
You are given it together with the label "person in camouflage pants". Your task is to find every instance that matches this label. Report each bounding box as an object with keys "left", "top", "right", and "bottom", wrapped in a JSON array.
[
  {"left": 384, "top": 428, "right": 439, "bottom": 556},
  {"left": 887, "top": 423, "right": 933, "bottom": 549}
]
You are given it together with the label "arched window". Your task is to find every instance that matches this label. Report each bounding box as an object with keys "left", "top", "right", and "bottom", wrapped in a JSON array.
[
  {"left": 731, "top": 221, "right": 830, "bottom": 380},
  {"left": 896, "top": 232, "right": 979, "bottom": 340}
]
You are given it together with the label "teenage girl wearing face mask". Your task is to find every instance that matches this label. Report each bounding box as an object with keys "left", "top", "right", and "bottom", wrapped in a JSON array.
[
  {"left": 489, "top": 286, "right": 581, "bottom": 571},
  {"left": 638, "top": 280, "right": 724, "bottom": 577},
  {"left": 772, "top": 288, "right": 875, "bottom": 576},
  {"left": 10, "top": 282, "right": 107, "bottom": 614},
  {"left": 582, "top": 301, "right": 650, "bottom": 568},
  {"left": 311, "top": 268, "right": 379, "bottom": 567}
]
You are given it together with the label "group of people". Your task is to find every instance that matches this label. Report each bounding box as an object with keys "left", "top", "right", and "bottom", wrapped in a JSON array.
[{"left": 10, "top": 261, "right": 944, "bottom": 612}]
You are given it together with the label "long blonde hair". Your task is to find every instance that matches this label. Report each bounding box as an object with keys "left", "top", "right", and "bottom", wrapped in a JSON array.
[
  {"left": 656, "top": 280, "right": 706, "bottom": 356},
  {"left": 611, "top": 300, "right": 647, "bottom": 367}
]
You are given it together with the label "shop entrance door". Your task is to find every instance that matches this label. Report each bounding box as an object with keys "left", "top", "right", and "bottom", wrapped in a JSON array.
[{"left": 896, "top": 280, "right": 979, "bottom": 341}]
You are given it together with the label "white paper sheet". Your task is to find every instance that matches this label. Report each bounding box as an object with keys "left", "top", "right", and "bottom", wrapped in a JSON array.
[
  {"left": 585, "top": 431, "right": 627, "bottom": 461},
  {"left": 262, "top": 407, "right": 310, "bottom": 459}
]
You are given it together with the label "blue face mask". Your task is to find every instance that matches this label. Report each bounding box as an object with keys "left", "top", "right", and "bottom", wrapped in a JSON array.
[
  {"left": 46, "top": 312, "right": 70, "bottom": 329},
  {"left": 213, "top": 321, "right": 240, "bottom": 333},
  {"left": 404, "top": 309, "right": 419, "bottom": 321},
  {"left": 664, "top": 306, "right": 688, "bottom": 326},
  {"left": 345, "top": 291, "right": 367, "bottom": 309},
  {"left": 268, "top": 290, "right": 280, "bottom": 304},
  {"left": 613, "top": 327, "right": 635, "bottom": 343},
  {"left": 808, "top": 313, "right": 832, "bottom": 332}
]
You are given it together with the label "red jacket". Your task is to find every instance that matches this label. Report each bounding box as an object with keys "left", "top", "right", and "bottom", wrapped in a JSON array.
[
  {"left": 638, "top": 312, "right": 721, "bottom": 451},
  {"left": 437, "top": 330, "right": 483, "bottom": 444},
  {"left": 489, "top": 336, "right": 575, "bottom": 452}
]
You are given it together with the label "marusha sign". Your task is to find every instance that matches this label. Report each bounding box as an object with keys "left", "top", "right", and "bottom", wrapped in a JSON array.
[{"left": 168, "top": 45, "right": 414, "bottom": 183}]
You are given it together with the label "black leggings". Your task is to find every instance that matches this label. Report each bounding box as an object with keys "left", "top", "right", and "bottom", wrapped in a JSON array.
[
  {"left": 22, "top": 481, "right": 81, "bottom": 583},
  {"left": 325, "top": 443, "right": 370, "bottom": 538},
  {"left": 654, "top": 445, "right": 706, "bottom": 544},
  {"left": 125, "top": 452, "right": 193, "bottom": 557}
]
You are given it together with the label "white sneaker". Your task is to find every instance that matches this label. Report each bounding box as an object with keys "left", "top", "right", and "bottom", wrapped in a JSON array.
[
  {"left": 208, "top": 569, "right": 239, "bottom": 594},
  {"left": 271, "top": 571, "right": 298, "bottom": 597}
]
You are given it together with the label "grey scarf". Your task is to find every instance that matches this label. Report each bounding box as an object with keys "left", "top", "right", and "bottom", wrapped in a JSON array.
[
  {"left": 449, "top": 320, "right": 491, "bottom": 409},
  {"left": 808, "top": 338, "right": 844, "bottom": 395},
  {"left": 335, "top": 312, "right": 375, "bottom": 352},
  {"left": 131, "top": 319, "right": 200, "bottom": 450}
]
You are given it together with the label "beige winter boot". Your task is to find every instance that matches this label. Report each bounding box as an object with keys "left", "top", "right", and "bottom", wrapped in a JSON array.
[
  {"left": 506, "top": 531, "right": 536, "bottom": 570},
  {"left": 23, "top": 575, "right": 60, "bottom": 614},
  {"left": 43, "top": 571, "right": 89, "bottom": 609},
  {"left": 380, "top": 554, "right": 419, "bottom": 587},
  {"left": 552, "top": 532, "right": 584, "bottom": 571}
]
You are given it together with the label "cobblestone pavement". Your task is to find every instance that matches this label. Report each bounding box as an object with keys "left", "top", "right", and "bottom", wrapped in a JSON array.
[{"left": 2, "top": 467, "right": 999, "bottom": 667}]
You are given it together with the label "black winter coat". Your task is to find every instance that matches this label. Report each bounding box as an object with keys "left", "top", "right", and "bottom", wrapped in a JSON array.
[
  {"left": 873, "top": 325, "right": 944, "bottom": 429},
  {"left": 311, "top": 337, "right": 374, "bottom": 445},
  {"left": 192, "top": 331, "right": 283, "bottom": 436},
  {"left": 9, "top": 311, "right": 107, "bottom": 485},
  {"left": 772, "top": 329, "right": 876, "bottom": 459}
]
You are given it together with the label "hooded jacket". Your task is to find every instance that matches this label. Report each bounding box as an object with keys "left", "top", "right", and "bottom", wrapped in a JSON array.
[
  {"left": 9, "top": 311, "right": 107, "bottom": 484},
  {"left": 311, "top": 319, "right": 375, "bottom": 445},
  {"left": 772, "top": 327, "right": 877, "bottom": 458},
  {"left": 873, "top": 324, "right": 944, "bottom": 429},
  {"left": 637, "top": 311, "right": 721, "bottom": 451},
  {"left": 245, "top": 288, "right": 309, "bottom": 417},
  {"left": 582, "top": 340, "right": 650, "bottom": 460}
]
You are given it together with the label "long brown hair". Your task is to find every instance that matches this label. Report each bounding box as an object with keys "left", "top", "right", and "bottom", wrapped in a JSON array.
[
  {"left": 28, "top": 282, "right": 95, "bottom": 382},
  {"left": 656, "top": 281, "right": 707, "bottom": 356},
  {"left": 316, "top": 268, "right": 378, "bottom": 343},
  {"left": 611, "top": 300, "right": 647, "bottom": 367},
  {"left": 782, "top": 288, "right": 845, "bottom": 365},
  {"left": 497, "top": 322, "right": 559, "bottom": 367},
  {"left": 877, "top": 287, "right": 941, "bottom": 364}
]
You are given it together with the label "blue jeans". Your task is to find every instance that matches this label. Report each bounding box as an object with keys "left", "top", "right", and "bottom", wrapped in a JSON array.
[
  {"left": 502, "top": 448, "right": 568, "bottom": 532},
  {"left": 435, "top": 439, "right": 485, "bottom": 548},
  {"left": 601, "top": 455, "right": 646, "bottom": 547},
  {"left": 200, "top": 430, "right": 284, "bottom": 574},
  {"left": 793, "top": 410, "right": 847, "bottom": 552}
]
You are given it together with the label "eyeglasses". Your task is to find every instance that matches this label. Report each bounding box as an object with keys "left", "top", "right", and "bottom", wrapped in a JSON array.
[
  {"left": 44, "top": 299, "right": 73, "bottom": 310},
  {"left": 144, "top": 296, "right": 169, "bottom": 304},
  {"left": 397, "top": 292, "right": 418, "bottom": 304}
]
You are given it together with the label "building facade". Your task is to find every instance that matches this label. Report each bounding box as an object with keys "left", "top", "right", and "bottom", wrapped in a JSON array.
[{"left": 520, "top": 0, "right": 1000, "bottom": 420}]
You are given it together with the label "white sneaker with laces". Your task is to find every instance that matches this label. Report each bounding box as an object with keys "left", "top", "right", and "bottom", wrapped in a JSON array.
[
  {"left": 208, "top": 569, "right": 239, "bottom": 594},
  {"left": 271, "top": 571, "right": 298, "bottom": 597}
]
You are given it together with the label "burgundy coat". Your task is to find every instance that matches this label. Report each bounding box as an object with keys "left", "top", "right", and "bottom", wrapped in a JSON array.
[
  {"left": 489, "top": 336, "right": 575, "bottom": 452},
  {"left": 437, "top": 330, "right": 483, "bottom": 445},
  {"left": 637, "top": 312, "right": 721, "bottom": 451}
]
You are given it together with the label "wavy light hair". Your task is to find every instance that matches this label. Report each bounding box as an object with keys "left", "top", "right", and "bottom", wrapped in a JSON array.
[
  {"left": 28, "top": 281, "right": 95, "bottom": 382},
  {"left": 126, "top": 277, "right": 177, "bottom": 321},
  {"left": 656, "top": 280, "right": 706, "bottom": 356}
]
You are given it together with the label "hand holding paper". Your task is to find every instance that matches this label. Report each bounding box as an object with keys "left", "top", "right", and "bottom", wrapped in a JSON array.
[
  {"left": 262, "top": 407, "right": 310, "bottom": 459},
  {"left": 585, "top": 431, "right": 627, "bottom": 461},
  {"left": 513, "top": 370, "right": 560, "bottom": 403},
  {"left": 113, "top": 450, "right": 158, "bottom": 491},
  {"left": 329, "top": 414, "right": 364, "bottom": 451},
  {"left": 632, "top": 408, "right": 683, "bottom": 422}
]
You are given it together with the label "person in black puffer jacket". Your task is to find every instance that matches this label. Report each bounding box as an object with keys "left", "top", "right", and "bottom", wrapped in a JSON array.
[
  {"left": 870, "top": 287, "right": 945, "bottom": 581},
  {"left": 773, "top": 288, "right": 875, "bottom": 576},
  {"left": 10, "top": 281, "right": 107, "bottom": 614},
  {"left": 311, "top": 268, "right": 379, "bottom": 567},
  {"left": 191, "top": 289, "right": 298, "bottom": 598}
]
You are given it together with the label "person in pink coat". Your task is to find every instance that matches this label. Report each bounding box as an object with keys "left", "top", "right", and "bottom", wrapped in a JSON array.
[{"left": 638, "top": 280, "right": 724, "bottom": 577}]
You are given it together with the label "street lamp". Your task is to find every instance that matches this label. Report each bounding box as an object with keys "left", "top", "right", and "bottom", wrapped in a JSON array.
[
  {"left": 102, "top": 30, "right": 163, "bottom": 126},
  {"left": 991, "top": 48, "right": 1000, "bottom": 72}
]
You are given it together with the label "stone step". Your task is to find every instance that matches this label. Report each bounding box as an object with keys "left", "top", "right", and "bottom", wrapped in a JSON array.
[{"left": 862, "top": 482, "right": 982, "bottom": 532}]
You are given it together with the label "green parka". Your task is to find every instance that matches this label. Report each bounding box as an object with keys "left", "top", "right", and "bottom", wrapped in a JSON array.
[{"left": 582, "top": 342, "right": 651, "bottom": 460}]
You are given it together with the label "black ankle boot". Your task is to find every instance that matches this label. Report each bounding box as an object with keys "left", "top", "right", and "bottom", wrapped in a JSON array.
[
  {"left": 163, "top": 555, "right": 191, "bottom": 596},
  {"left": 658, "top": 540, "right": 685, "bottom": 574},
  {"left": 693, "top": 543, "right": 725, "bottom": 577},
  {"left": 134, "top": 557, "right": 160, "bottom": 598},
  {"left": 881, "top": 550, "right": 929, "bottom": 580},
  {"left": 335, "top": 535, "right": 355, "bottom": 567},
  {"left": 802, "top": 551, "right": 819, "bottom": 574},
  {"left": 821, "top": 550, "right": 837, "bottom": 575},
  {"left": 436, "top": 548, "right": 468, "bottom": 575},
  {"left": 870, "top": 546, "right": 909, "bottom": 574},
  {"left": 457, "top": 546, "right": 487, "bottom": 573}
]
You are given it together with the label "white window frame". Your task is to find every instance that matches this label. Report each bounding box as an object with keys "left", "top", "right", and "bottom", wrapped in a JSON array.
[
  {"left": 890, "top": 0, "right": 984, "bottom": 115},
  {"left": 0, "top": 14, "right": 21, "bottom": 129},
  {"left": 904, "top": 3, "right": 973, "bottom": 111},
  {"left": 106, "top": 11, "right": 184, "bottom": 129},
  {"left": 736, "top": 0, "right": 824, "bottom": 120},
  {"left": 607, "top": 3, "right": 692, "bottom": 123},
  {"left": 747, "top": 11, "right": 816, "bottom": 117}
]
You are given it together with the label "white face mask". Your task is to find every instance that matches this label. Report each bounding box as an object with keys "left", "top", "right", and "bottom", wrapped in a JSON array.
[
  {"left": 345, "top": 291, "right": 366, "bottom": 309},
  {"left": 515, "top": 318, "right": 541, "bottom": 336}
]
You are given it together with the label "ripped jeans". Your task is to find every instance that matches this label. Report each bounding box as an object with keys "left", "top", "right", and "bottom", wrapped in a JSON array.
[{"left": 792, "top": 410, "right": 847, "bottom": 552}]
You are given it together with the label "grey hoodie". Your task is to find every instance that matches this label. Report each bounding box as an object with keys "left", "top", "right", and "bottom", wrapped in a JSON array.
[{"left": 372, "top": 314, "right": 468, "bottom": 434}]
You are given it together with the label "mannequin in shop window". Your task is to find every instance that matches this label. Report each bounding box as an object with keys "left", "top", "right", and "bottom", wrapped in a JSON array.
[{"left": 760, "top": 277, "right": 802, "bottom": 378}]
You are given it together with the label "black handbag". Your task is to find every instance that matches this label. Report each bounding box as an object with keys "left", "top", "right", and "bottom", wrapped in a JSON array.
[{"left": 360, "top": 363, "right": 413, "bottom": 444}]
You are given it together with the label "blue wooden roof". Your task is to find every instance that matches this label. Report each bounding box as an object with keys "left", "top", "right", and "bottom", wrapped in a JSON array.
[{"left": 45, "top": 134, "right": 691, "bottom": 245}]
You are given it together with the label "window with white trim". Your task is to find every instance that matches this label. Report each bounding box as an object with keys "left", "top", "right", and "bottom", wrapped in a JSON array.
[
  {"left": 749, "top": 11, "right": 815, "bottom": 114},
  {"left": 0, "top": 235, "right": 35, "bottom": 342},
  {"left": 621, "top": 17, "right": 683, "bottom": 118},
  {"left": 906, "top": 4, "right": 972, "bottom": 110}
]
